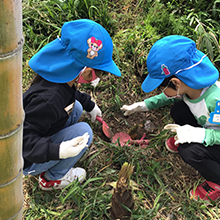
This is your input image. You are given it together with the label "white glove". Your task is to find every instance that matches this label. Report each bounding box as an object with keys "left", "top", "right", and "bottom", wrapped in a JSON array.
[
  {"left": 59, "top": 133, "right": 89, "bottom": 159},
  {"left": 164, "top": 124, "right": 205, "bottom": 145},
  {"left": 121, "top": 101, "right": 148, "bottom": 116},
  {"left": 88, "top": 104, "right": 102, "bottom": 123}
]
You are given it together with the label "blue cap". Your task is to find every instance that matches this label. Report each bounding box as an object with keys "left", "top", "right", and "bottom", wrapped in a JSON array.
[
  {"left": 142, "top": 35, "right": 219, "bottom": 93},
  {"left": 29, "top": 19, "right": 121, "bottom": 83}
]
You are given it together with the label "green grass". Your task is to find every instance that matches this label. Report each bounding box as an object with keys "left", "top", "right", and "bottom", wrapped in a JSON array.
[
  {"left": 22, "top": 0, "right": 220, "bottom": 219},
  {"left": 23, "top": 134, "right": 220, "bottom": 219}
]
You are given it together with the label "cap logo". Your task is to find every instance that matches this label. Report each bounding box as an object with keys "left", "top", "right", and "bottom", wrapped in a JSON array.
[
  {"left": 161, "top": 64, "right": 170, "bottom": 76},
  {"left": 87, "top": 37, "right": 103, "bottom": 59}
]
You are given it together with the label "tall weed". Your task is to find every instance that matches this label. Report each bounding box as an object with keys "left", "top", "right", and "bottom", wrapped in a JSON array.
[{"left": 22, "top": 0, "right": 116, "bottom": 53}]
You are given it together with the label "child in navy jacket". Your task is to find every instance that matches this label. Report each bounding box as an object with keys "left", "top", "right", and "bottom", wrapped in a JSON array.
[{"left": 23, "top": 19, "right": 121, "bottom": 190}]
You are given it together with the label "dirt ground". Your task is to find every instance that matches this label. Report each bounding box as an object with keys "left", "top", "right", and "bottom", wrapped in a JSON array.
[
  {"left": 84, "top": 77, "right": 203, "bottom": 188},
  {"left": 84, "top": 73, "right": 171, "bottom": 144}
]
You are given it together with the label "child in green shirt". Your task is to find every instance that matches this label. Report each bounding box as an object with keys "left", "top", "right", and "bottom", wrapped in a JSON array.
[{"left": 121, "top": 35, "right": 220, "bottom": 202}]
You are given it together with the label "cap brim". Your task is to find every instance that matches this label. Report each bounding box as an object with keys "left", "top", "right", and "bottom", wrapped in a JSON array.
[
  {"left": 177, "top": 51, "right": 219, "bottom": 89},
  {"left": 94, "top": 60, "right": 121, "bottom": 77},
  {"left": 141, "top": 74, "right": 164, "bottom": 93},
  {"left": 29, "top": 38, "right": 121, "bottom": 82},
  {"left": 29, "top": 39, "right": 84, "bottom": 83}
]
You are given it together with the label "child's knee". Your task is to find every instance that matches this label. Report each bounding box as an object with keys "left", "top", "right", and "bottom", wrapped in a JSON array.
[
  {"left": 73, "top": 100, "right": 83, "bottom": 115},
  {"left": 79, "top": 122, "right": 93, "bottom": 144},
  {"left": 178, "top": 144, "right": 202, "bottom": 164}
]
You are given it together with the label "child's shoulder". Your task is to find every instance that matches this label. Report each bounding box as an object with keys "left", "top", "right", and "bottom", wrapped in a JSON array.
[
  {"left": 204, "top": 81, "right": 220, "bottom": 107},
  {"left": 24, "top": 80, "right": 71, "bottom": 103},
  {"left": 208, "top": 81, "right": 220, "bottom": 95},
  {"left": 214, "top": 80, "right": 220, "bottom": 88}
]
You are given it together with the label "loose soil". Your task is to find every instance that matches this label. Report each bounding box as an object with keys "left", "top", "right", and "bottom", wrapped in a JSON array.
[{"left": 82, "top": 75, "right": 202, "bottom": 185}]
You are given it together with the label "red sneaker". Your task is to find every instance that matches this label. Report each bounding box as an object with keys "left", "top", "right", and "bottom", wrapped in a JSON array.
[
  {"left": 190, "top": 181, "right": 220, "bottom": 202},
  {"left": 165, "top": 136, "right": 179, "bottom": 153},
  {"left": 39, "top": 167, "right": 86, "bottom": 191}
]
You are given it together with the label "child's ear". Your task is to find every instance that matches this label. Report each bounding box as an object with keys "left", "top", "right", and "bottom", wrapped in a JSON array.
[{"left": 171, "top": 78, "right": 182, "bottom": 88}]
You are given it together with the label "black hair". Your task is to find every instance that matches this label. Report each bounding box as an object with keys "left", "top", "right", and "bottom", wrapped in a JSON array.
[{"left": 159, "top": 75, "right": 178, "bottom": 90}]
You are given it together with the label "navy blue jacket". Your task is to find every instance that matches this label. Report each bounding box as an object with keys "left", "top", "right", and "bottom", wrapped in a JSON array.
[{"left": 23, "top": 79, "right": 94, "bottom": 169}]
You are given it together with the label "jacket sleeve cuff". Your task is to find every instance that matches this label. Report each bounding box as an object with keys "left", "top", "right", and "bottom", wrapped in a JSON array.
[{"left": 48, "top": 142, "right": 60, "bottom": 160}]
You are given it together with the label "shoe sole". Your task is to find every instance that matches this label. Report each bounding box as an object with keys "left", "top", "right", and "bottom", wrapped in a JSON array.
[
  {"left": 39, "top": 177, "right": 85, "bottom": 191},
  {"left": 189, "top": 189, "right": 197, "bottom": 201},
  {"left": 165, "top": 141, "right": 179, "bottom": 153},
  {"left": 189, "top": 188, "right": 216, "bottom": 204},
  {"left": 39, "top": 185, "right": 61, "bottom": 191}
]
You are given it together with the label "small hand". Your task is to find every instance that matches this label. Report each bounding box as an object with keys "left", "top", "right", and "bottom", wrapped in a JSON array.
[
  {"left": 59, "top": 133, "right": 90, "bottom": 159},
  {"left": 88, "top": 104, "right": 102, "bottom": 123},
  {"left": 164, "top": 124, "right": 205, "bottom": 144},
  {"left": 121, "top": 101, "right": 148, "bottom": 116}
]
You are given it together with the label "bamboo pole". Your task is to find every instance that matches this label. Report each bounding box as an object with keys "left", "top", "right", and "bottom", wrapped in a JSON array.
[{"left": 0, "top": 0, "right": 24, "bottom": 219}]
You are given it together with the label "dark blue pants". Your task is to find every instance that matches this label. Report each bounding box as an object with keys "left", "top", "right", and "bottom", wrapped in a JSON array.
[{"left": 171, "top": 100, "right": 220, "bottom": 184}]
